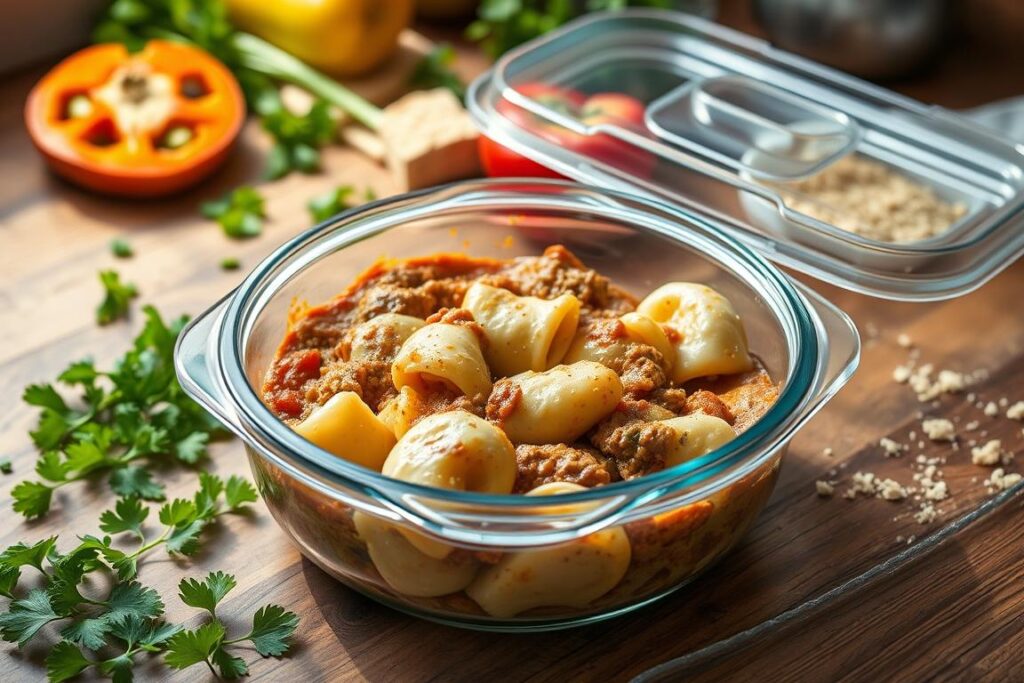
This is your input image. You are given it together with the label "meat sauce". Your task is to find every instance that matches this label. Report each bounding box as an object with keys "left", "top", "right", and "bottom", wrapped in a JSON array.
[{"left": 262, "top": 245, "right": 780, "bottom": 487}]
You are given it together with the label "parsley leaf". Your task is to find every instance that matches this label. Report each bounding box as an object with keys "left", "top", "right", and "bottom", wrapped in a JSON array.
[
  {"left": 110, "top": 239, "right": 134, "bottom": 259},
  {"left": 224, "top": 476, "right": 258, "bottom": 510},
  {"left": 246, "top": 604, "right": 300, "bottom": 657},
  {"left": 307, "top": 185, "right": 354, "bottom": 223},
  {"left": 60, "top": 617, "right": 111, "bottom": 651},
  {"left": 201, "top": 186, "right": 266, "bottom": 238},
  {"left": 410, "top": 43, "right": 465, "bottom": 100},
  {"left": 99, "top": 498, "right": 150, "bottom": 538},
  {"left": 220, "top": 256, "right": 241, "bottom": 271},
  {"left": 0, "top": 589, "right": 59, "bottom": 645},
  {"left": 13, "top": 305, "right": 224, "bottom": 518},
  {"left": 104, "top": 581, "right": 164, "bottom": 623},
  {"left": 259, "top": 94, "right": 337, "bottom": 179},
  {"left": 45, "top": 641, "right": 92, "bottom": 682},
  {"left": 178, "top": 571, "right": 237, "bottom": 616},
  {"left": 96, "top": 270, "right": 139, "bottom": 325},
  {"left": 0, "top": 537, "right": 57, "bottom": 572},
  {"left": 164, "top": 620, "right": 225, "bottom": 670}
]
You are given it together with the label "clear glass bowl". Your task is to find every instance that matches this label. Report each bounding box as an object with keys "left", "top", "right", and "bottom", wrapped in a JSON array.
[{"left": 174, "top": 179, "right": 859, "bottom": 631}]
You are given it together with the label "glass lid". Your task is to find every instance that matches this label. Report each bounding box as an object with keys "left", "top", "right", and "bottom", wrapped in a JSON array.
[{"left": 467, "top": 9, "right": 1024, "bottom": 301}]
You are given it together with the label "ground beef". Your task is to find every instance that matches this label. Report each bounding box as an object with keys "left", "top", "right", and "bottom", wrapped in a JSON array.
[
  {"left": 649, "top": 387, "right": 689, "bottom": 415},
  {"left": 423, "top": 307, "right": 487, "bottom": 345},
  {"left": 399, "top": 389, "right": 487, "bottom": 431},
  {"left": 590, "top": 401, "right": 680, "bottom": 479},
  {"left": 513, "top": 444, "right": 617, "bottom": 493},
  {"left": 485, "top": 379, "right": 523, "bottom": 427},
  {"left": 590, "top": 419, "right": 679, "bottom": 480},
  {"left": 618, "top": 344, "right": 669, "bottom": 397},
  {"left": 683, "top": 389, "right": 735, "bottom": 424},
  {"left": 304, "top": 360, "right": 397, "bottom": 415},
  {"left": 483, "top": 245, "right": 613, "bottom": 309},
  {"left": 355, "top": 284, "right": 437, "bottom": 322}
]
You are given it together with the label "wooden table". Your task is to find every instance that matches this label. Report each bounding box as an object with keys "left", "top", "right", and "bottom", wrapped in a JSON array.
[{"left": 3, "top": 4, "right": 1024, "bottom": 681}]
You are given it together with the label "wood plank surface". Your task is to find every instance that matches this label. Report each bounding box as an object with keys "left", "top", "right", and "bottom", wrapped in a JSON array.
[{"left": 2, "top": 4, "right": 1024, "bottom": 681}]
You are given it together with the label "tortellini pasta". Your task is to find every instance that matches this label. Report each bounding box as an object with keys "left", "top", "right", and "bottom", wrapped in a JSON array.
[
  {"left": 353, "top": 512, "right": 479, "bottom": 597},
  {"left": 494, "top": 361, "right": 623, "bottom": 445},
  {"left": 637, "top": 283, "right": 753, "bottom": 383},
  {"left": 391, "top": 322, "right": 492, "bottom": 398},
  {"left": 383, "top": 411, "right": 517, "bottom": 494},
  {"left": 293, "top": 392, "right": 396, "bottom": 471},
  {"left": 661, "top": 414, "right": 736, "bottom": 468},
  {"left": 347, "top": 313, "right": 425, "bottom": 363},
  {"left": 462, "top": 282, "right": 580, "bottom": 376},
  {"left": 377, "top": 386, "right": 426, "bottom": 439},
  {"left": 564, "top": 312, "right": 675, "bottom": 372},
  {"left": 465, "top": 482, "right": 632, "bottom": 617}
]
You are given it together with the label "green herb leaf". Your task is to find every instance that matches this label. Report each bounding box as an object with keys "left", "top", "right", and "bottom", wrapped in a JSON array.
[
  {"left": 0, "top": 589, "right": 60, "bottom": 645},
  {"left": 0, "top": 537, "right": 58, "bottom": 571},
  {"left": 260, "top": 98, "right": 337, "bottom": 179},
  {"left": 60, "top": 618, "right": 112, "bottom": 651},
  {"left": 11, "top": 481, "right": 53, "bottom": 519},
  {"left": 211, "top": 646, "right": 248, "bottom": 678},
  {"left": 224, "top": 476, "right": 258, "bottom": 510},
  {"left": 109, "top": 466, "right": 165, "bottom": 501},
  {"left": 178, "top": 571, "right": 237, "bottom": 615},
  {"left": 174, "top": 432, "right": 209, "bottom": 464},
  {"left": 0, "top": 458, "right": 12, "bottom": 474},
  {"left": 99, "top": 498, "right": 150, "bottom": 536},
  {"left": 201, "top": 187, "right": 266, "bottom": 239},
  {"left": 164, "top": 621, "right": 225, "bottom": 670},
  {"left": 246, "top": 604, "right": 299, "bottom": 657},
  {"left": 96, "top": 270, "right": 139, "bottom": 325},
  {"left": 110, "top": 239, "right": 134, "bottom": 259},
  {"left": 45, "top": 641, "right": 93, "bottom": 682},
  {"left": 307, "top": 185, "right": 354, "bottom": 223},
  {"left": 104, "top": 581, "right": 164, "bottom": 623},
  {"left": 410, "top": 43, "right": 465, "bottom": 100},
  {"left": 220, "top": 257, "right": 241, "bottom": 271}
]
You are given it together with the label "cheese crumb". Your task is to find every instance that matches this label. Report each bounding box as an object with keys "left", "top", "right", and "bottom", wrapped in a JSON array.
[
  {"left": 897, "top": 333, "right": 913, "bottom": 348},
  {"left": 1007, "top": 401, "right": 1024, "bottom": 421},
  {"left": 892, "top": 365, "right": 912, "bottom": 383},
  {"left": 971, "top": 439, "right": 1002, "bottom": 466},
  {"left": 844, "top": 471, "right": 877, "bottom": 499},
  {"left": 987, "top": 468, "right": 1023, "bottom": 492},
  {"left": 914, "top": 503, "right": 939, "bottom": 524},
  {"left": 815, "top": 480, "right": 835, "bottom": 497},
  {"left": 879, "top": 437, "right": 904, "bottom": 457},
  {"left": 876, "top": 478, "right": 908, "bottom": 501},
  {"left": 921, "top": 418, "right": 956, "bottom": 442},
  {"left": 983, "top": 401, "right": 999, "bottom": 417},
  {"left": 822, "top": 447, "right": 834, "bottom": 458}
]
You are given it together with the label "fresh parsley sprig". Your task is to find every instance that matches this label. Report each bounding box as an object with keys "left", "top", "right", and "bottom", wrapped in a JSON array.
[
  {"left": 96, "top": 270, "right": 138, "bottom": 325},
  {"left": 0, "top": 475, "right": 279, "bottom": 681},
  {"left": 307, "top": 185, "right": 376, "bottom": 223},
  {"left": 14, "top": 306, "right": 223, "bottom": 518},
  {"left": 165, "top": 572, "right": 299, "bottom": 678},
  {"left": 200, "top": 186, "right": 267, "bottom": 239}
]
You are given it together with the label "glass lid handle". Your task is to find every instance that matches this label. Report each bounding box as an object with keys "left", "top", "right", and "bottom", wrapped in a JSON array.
[{"left": 646, "top": 75, "right": 860, "bottom": 179}]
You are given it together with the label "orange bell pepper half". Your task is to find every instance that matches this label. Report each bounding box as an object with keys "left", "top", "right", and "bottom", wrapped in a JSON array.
[{"left": 25, "top": 41, "right": 245, "bottom": 197}]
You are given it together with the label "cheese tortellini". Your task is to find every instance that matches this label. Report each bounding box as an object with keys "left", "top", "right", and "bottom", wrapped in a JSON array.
[
  {"left": 391, "top": 322, "right": 492, "bottom": 398},
  {"left": 637, "top": 283, "right": 753, "bottom": 383},
  {"left": 462, "top": 282, "right": 580, "bottom": 376},
  {"left": 564, "top": 311, "right": 675, "bottom": 372},
  {"left": 353, "top": 512, "right": 480, "bottom": 597},
  {"left": 466, "top": 482, "right": 632, "bottom": 617},
  {"left": 293, "top": 392, "right": 396, "bottom": 470},
  {"left": 383, "top": 411, "right": 516, "bottom": 493},
  {"left": 661, "top": 414, "right": 737, "bottom": 468},
  {"left": 347, "top": 313, "right": 425, "bottom": 363},
  {"left": 494, "top": 361, "right": 624, "bottom": 445}
]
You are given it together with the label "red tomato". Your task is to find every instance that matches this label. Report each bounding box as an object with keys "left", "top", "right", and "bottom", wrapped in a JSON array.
[{"left": 480, "top": 83, "right": 654, "bottom": 179}]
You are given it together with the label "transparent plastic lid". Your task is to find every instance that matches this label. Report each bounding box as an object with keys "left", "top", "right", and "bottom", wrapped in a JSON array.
[{"left": 467, "top": 10, "right": 1024, "bottom": 301}]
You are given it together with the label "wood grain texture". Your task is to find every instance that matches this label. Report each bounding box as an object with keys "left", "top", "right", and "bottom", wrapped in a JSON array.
[{"left": 2, "top": 6, "right": 1024, "bottom": 682}]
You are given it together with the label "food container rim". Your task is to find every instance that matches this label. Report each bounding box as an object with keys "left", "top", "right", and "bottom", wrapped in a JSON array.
[{"left": 176, "top": 180, "right": 857, "bottom": 535}]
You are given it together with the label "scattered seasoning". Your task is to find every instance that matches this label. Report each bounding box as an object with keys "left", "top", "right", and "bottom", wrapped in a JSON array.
[
  {"left": 784, "top": 155, "right": 967, "bottom": 243},
  {"left": 110, "top": 238, "right": 134, "bottom": 258}
]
